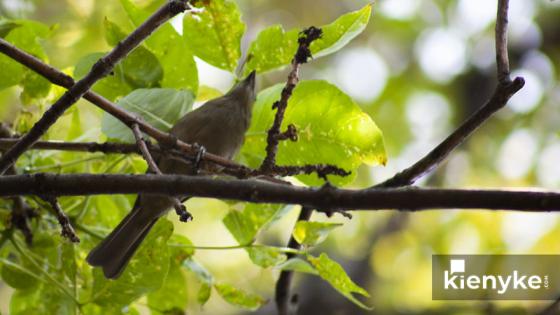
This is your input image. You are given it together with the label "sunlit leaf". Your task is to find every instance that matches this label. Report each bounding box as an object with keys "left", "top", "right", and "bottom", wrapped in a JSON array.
[
  {"left": 245, "top": 4, "right": 371, "bottom": 74},
  {"left": 240, "top": 80, "right": 386, "bottom": 185},
  {"left": 196, "top": 85, "right": 223, "bottom": 102},
  {"left": 183, "top": 0, "right": 245, "bottom": 71},
  {"left": 197, "top": 283, "right": 212, "bottom": 306},
  {"left": 101, "top": 88, "right": 194, "bottom": 142},
  {"left": 246, "top": 246, "right": 287, "bottom": 268},
  {"left": 276, "top": 258, "right": 318, "bottom": 275},
  {"left": 214, "top": 283, "right": 266, "bottom": 310},
  {"left": 103, "top": 18, "right": 127, "bottom": 47},
  {"left": 293, "top": 221, "right": 342, "bottom": 247},
  {"left": 308, "top": 253, "right": 372, "bottom": 310}
]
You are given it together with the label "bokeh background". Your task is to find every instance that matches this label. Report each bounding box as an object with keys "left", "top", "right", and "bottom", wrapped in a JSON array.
[{"left": 1, "top": 0, "right": 560, "bottom": 314}]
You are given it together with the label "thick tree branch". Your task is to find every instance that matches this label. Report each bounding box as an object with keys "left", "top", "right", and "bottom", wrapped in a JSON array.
[
  {"left": 0, "top": 173, "right": 559, "bottom": 212},
  {"left": 0, "top": 0, "right": 193, "bottom": 174},
  {"left": 131, "top": 124, "right": 192, "bottom": 222},
  {"left": 375, "top": 0, "right": 523, "bottom": 188}
]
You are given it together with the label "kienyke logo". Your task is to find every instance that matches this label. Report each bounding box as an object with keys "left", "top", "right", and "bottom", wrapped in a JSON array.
[
  {"left": 443, "top": 259, "right": 549, "bottom": 295},
  {"left": 432, "top": 255, "right": 559, "bottom": 300}
]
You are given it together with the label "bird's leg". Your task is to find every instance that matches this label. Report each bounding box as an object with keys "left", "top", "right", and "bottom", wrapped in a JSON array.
[{"left": 191, "top": 142, "right": 206, "bottom": 175}]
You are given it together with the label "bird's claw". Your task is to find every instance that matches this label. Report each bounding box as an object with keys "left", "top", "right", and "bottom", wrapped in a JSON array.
[{"left": 192, "top": 143, "right": 206, "bottom": 174}]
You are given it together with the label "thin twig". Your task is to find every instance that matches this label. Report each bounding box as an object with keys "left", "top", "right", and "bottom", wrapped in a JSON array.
[
  {"left": 260, "top": 27, "right": 323, "bottom": 172},
  {"left": 275, "top": 207, "right": 313, "bottom": 315},
  {"left": 131, "top": 124, "right": 192, "bottom": 222},
  {"left": 0, "top": 1, "right": 194, "bottom": 174},
  {"left": 375, "top": 0, "right": 523, "bottom": 188},
  {"left": 496, "top": 0, "right": 511, "bottom": 83},
  {"left": 2, "top": 174, "right": 560, "bottom": 212},
  {"left": 42, "top": 196, "right": 80, "bottom": 243},
  {"left": 132, "top": 124, "right": 161, "bottom": 174}
]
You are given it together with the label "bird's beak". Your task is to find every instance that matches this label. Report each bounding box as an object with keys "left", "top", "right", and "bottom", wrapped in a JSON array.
[{"left": 244, "top": 70, "right": 256, "bottom": 89}]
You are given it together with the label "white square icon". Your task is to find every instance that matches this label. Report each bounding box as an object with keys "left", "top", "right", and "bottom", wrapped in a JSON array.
[{"left": 450, "top": 259, "right": 465, "bottom": 274}]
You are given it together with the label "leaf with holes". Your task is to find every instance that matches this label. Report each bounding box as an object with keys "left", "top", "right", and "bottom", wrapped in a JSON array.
[
  {"left": 240, "top": 80, "right": 386, "bottom": 186},
  {"left": 245, "top": 4, "right": 371, "bottom": 74},
  {"left": 214, "top": 283, "right": 266, "bottom": 310}
]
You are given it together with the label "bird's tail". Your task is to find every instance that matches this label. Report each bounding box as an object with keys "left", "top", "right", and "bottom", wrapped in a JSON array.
[{"left": 87, "top": 207, "right": 156, "bottom": 279}]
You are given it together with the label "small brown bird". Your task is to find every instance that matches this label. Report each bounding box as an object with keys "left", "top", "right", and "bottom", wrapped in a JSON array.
[{"left": 87, "top": 71, "right": 256, "bottom": 279}]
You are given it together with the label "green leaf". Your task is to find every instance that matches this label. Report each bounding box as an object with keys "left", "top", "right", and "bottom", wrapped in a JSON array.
[
  {"left": 276, "top": 258, "right": 318, "bottom": 275},
  {"left": 91, "top": 219, "right": 174, "bottom": 307},
  {"left": 0, "top": 20, "right": 20, "bottom": 38},
  {"left": 102, "top": 88, "right": 194, "bottom": 142},
  {"left": 240, "top": 80, "right": 386, "bottom": 186},
  {"left": 246, "top": 246, "right": 287, "bottom": 268},
  {"left": 244, "top": 25, "right": 298, "bottom": 75},
  {"left": 10, "top": 284, "right": 77, "bottom": 315},
  {"left": 310, "top": 4, "right": 372, "bottom": 58},
  {"left": 168, "top": 234, "right": 195, "bottom": 264},
  {"left": 0, "top": 20, "right": 52, "bottom": 100},
  {"left": 245, "top": 4, "right": 371, "bottom": 74},
  {"left": 147, "top": 263, "right": 188, "bottom": 313},
  {"left": 308, "top": 253, "right": 371, "bottom": 310},
  {"left": 103, "top": 18, "right": 127, "bottom": 47},
  {"left": 183, "top": 0, "right": 245, "bottom": 71},
  {"left": 197, "top": 283, "right": 212, "bottom": 306},
  {"left": 293, "top": 221, "right": 342, "bottom": 247},
  {"left": 65, "top": 107, "right": 83, "bottom": 141},
  {"left": 121, "top": 47, "right": 163, "bottom": 88},
  {"left": 102, "top": 18, "right": 165, "bottom": 89},
  {"left": 197, "top": 85, "right": 223, "bottom": 102},
  {"left": 223, "top": 203, "right": 285, "bottom": 245},
  {"left": 214, "top": 283, "right": 266, "bottom": 310},
  {"left": 1, "top": 259, "right": 40, "bottom": 290},
  {"left": 120, "top": 0, "right": 198, "bottom": 92},
  {"left": 74, "top": 52, "right": 132, "bottom": 101}
]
